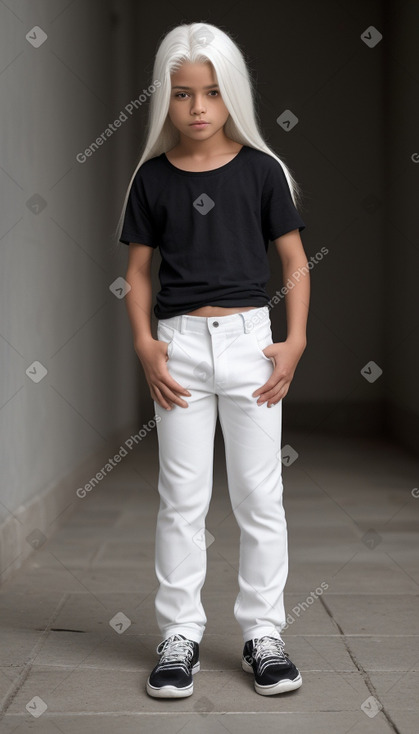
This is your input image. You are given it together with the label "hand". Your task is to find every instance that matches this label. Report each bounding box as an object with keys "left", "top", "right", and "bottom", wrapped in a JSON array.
[
  {"left": 135, "top": 338, "right": 191, "bottom": 410},
  {"left": 252, "top": 338, "right": 306, "bottom": 407}
]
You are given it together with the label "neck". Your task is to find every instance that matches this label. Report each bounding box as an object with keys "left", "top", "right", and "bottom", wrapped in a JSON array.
[{"left": 175, "top": 129, "right": 237, "bottom": 158}]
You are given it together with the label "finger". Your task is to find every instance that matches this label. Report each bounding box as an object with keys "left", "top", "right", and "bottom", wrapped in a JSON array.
[
  {"left": 252, "top": 365, "right": 286, "bottom": 396},
  {"left": 156, "top": 381, "right": 190, "bottom": 408},
  {"left": 161, "top": 368, "right": 191, "bottom": 397},
  {"left": 252, "top": 378, "right": 277, "bottom": 398},
  {"left": 255, "top": 375, "right": 285, "bottom": 397},
  {"left": 266, "top": 387, "right": 288, "bottom": 406},
  {"left": 151, "top": 385, "right": 173, "bottom": 411},
  {"left": 257, "top": 380, "right": 288, "bottom": 403}
]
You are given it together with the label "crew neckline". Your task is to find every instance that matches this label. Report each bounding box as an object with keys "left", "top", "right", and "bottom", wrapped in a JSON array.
[{"left": 161, "top": 144, "right": 248, "bottom": 176}]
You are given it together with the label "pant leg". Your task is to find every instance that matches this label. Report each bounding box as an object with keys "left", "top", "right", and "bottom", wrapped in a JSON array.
[
  {"left": 217, "top": 320, "right": 288, "bottom": 643},
  {"left": 153, "top": 323, "right": 217, "bottom": 644}
]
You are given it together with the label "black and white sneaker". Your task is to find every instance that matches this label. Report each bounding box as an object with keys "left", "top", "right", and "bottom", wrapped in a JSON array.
[
  {"left": 146, "top": 633, "right": 200, "bottom": 698},
  {"left": 242, "top": 635, "right": 302, "bottom": 695}
]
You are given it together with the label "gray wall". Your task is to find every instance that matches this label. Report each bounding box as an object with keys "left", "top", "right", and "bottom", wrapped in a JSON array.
[
  {"left": 0, "top": 0, "right": 142, "bottom": 531},
  {"left": 1, "top": 1, "right": 417, "bottom": 577}
]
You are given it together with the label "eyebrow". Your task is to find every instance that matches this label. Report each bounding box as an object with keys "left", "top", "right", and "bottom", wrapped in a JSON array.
[{"left": 171, "top": 84, "right": 219, "bottom": 90}]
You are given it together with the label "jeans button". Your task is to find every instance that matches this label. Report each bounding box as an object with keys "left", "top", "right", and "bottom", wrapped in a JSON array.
[{"left": 213, "top": 321, "right": 219, "bottom": 327}]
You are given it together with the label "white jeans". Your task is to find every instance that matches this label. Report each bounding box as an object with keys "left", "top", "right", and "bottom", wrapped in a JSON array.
[{"left": 153, "top": 306, "right": 288, "bottom": 644}]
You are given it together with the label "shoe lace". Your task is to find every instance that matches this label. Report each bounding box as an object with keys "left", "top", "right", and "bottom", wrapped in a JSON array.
[
  {"left": 156, "top": 634, "right": 194, "bottom": 664},
  {"left": 253, "top": 636, "right": 287, "bottom": 665}
]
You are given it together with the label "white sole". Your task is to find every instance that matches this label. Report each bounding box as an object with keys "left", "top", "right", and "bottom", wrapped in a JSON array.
[
  {"left": 146, "top": 661, "right": 200, "bottom": 698},
  {"left": 242, "top": 658, "right": 303, "bottom": 695}
]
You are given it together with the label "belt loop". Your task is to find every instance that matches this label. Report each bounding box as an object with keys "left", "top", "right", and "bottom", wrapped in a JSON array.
[
  {"left": 239, "top": 311, "right": 250, "bottom": 333},
  {"left": 179, "top": 315, "right": 185, "bottom": 334}
]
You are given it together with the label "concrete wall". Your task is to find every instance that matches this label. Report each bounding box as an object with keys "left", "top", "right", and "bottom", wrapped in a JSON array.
[{"left": 0, "top": 0, "right": 144, "bottom": 578}]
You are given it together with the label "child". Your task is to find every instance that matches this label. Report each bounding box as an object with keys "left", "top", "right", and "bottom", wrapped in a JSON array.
[{"left": 116, "top": 21, "right": 310, "bottom": 699}]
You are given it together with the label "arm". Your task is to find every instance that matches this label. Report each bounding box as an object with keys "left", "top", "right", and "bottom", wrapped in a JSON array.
[
  {"left": 125, "top": 243, "right": 191, "bottom": 409},
  {"left": 275, "top": 228, "right": 310, "bottom": 351},
  {"left": 125, "top": 242, "right": 154, "bottom": 352},
  {"left": 252, "top": 229, "right": 310, "bottom": 405}
]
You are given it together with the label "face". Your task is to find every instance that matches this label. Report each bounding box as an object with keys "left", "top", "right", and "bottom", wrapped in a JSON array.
[{"left": 168, "top": 61, "right": 230, "bottom": 142}]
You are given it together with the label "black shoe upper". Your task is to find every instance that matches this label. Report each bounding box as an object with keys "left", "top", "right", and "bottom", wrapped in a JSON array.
[
  {"left": 148, "top": 634, "right": 199, "bottom": 689},
  {"left": 243, "top": 635, "right": 300, "bottom": 686}
]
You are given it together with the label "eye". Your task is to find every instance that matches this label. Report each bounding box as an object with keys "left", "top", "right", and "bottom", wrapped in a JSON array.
[{"left": 173, "top": 90, "right": 219, "bottom": 99}]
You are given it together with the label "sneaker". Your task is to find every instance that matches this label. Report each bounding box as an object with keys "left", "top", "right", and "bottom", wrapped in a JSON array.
[
  {"left": 242, "top": 635, "right": 302, "bottom": 695},
  {"left": 146, "top": 633, "right": 200, "bottom": 698}
]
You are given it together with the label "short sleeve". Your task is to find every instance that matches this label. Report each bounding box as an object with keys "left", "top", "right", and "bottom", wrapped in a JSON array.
[
  {"left": 261, "top": 159, "right": 306, "bottom": 241},
  {"left": 119, "top": 167, "right": 158, "bottom": 247}
]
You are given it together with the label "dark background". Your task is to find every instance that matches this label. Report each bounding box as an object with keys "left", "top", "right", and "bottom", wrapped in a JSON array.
[{"left": 112, "top": 0, "right": 419, "bottom": 453}]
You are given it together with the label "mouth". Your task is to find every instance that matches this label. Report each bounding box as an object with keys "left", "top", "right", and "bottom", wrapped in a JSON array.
[{"left": 190, "top": 122, "right": 209, "bottom": 127}]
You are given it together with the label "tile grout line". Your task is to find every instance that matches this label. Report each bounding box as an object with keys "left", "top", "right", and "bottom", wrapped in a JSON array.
[
  {"left": 319, "top": 596, "right": 403, "bottom": 734},
  {"left": 5, "top": 663, "right": 411, "bottom": 673},
  {"left": 0, "top": 593, "right": 70, "bottom": 720},
  {"left": 2, "top": 709, "right": 395, "bottom": 717}
]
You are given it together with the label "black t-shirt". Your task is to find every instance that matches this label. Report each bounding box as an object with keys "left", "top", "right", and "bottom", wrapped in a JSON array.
[{"left": 119, "top": 144, "right": 306, "bottom": 320}]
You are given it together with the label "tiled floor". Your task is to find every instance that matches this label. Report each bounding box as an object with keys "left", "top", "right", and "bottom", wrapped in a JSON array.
[{"left": 1, "top": 428, "right": 418, "bottom": 733}]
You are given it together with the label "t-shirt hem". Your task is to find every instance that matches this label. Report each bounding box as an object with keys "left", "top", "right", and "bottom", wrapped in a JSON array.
[
  {"left": 119, "top": 233, "right": 156, "bottom": 247},
  {"left": 155, "top": 298, "right": 269, "bottom": 320},
  {"left": 269, "top": 224, "right": 305, "bottom": 240}
]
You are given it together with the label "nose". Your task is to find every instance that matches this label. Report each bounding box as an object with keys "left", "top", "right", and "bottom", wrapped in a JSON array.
[{"left": 190, "top": 94, "right": 206, "bottom": 115}]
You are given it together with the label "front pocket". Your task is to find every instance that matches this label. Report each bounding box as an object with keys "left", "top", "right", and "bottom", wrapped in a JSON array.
[
  {"left": 252, "top": 328, "right": 274, "bottom": 363},
  {"left": 157, "top": 323, "right": 176, "bottom": 358}
]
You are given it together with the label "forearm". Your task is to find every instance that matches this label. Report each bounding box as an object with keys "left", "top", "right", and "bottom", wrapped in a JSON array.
[
  {"left": 282, "top": 256, "right": 310, "bottom": 347},
  {"left": 124, "top": 267, "right": 154, "bottom": 351}
]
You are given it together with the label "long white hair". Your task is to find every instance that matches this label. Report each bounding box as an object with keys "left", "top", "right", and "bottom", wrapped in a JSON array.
[{"left": 114, "top": 21, "right": 304, "bottom": 243}]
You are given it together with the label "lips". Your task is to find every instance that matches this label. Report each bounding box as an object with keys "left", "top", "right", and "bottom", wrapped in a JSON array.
[{"left": 190, "top": 122, "right": 209, "bottom": 126}]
